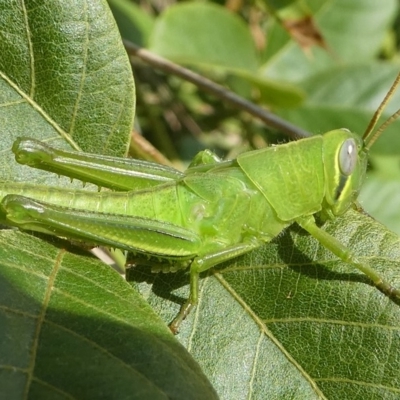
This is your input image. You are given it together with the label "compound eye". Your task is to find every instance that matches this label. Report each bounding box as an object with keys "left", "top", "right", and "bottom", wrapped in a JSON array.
[
  {"left": 339, "top": 138, "right": 357, "bottom": 176},
  {"left": 339, "top": 139, "right": 358, "bottom": 176}
]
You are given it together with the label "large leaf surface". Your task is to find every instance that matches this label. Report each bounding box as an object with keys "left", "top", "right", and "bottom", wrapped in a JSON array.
[
  {"left": 0, "top": 231, "right": 217, "bottom": 399},
  {"left": 132, "top": 209, "right": 400, "bottom": 399},
  {"left": 0, "top": 0, "right": 135, "bottom": 181}
]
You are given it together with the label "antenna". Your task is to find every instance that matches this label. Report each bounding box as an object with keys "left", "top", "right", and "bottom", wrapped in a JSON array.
[{"left": 363, "top": 72, "right": 400, "bottom": 151}]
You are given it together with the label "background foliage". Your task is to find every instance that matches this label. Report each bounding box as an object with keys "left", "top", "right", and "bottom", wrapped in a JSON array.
[{"left": 1, "top": 0, "right": 400, "bottom": 399}]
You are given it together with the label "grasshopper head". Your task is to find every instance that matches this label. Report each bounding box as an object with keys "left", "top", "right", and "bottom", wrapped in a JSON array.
[
  {"left": 322, "top": 129, "right": 368, "bottom": 217},
  {"left": 322, "top": 72, "right": 400, "bottom": 217}
]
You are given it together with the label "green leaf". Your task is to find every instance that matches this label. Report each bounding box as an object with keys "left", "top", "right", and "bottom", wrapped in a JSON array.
[
  {"left": 279, "top": 64, "right": 400, "bottom": 154},
  {"left": 265, "top": 0, "right": 299, "bottom": 11},
  {"left": 108, "top": 0, "right": 155, "bottom": 47},
  {"left": 0, "top": 231, "right": 218, "bottom": 400},
  {"left": 360, "top": 172, "right": 400, "bottom": 235},
  {"left": 149, "top": 3, "right": 259, "bottom": 72},
  {"left": 135, "top": 209, "right": 400, "bottom": 399},
  {"left": 261, "top": 0, "right": 398, "bottom": 82},
  {"left": 238, "top": 72, "right": 305, "bottom": 108},
  {"left": 0, "top": 0, "right": 135, "bottom": 161}
]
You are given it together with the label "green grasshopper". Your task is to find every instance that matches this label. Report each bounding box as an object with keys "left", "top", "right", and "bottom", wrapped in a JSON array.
[{"left": 1, "top": 72, "right": 400, "bottom": 334}]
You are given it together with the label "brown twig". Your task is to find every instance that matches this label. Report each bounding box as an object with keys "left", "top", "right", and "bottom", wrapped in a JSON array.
[{"left": 124, "top": 40, "right": 310, "bottom": 139}]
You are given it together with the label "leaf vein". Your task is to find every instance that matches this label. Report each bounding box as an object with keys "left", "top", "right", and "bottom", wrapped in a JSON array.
[
  {"left": 23, "top": 248, "right": 65, "bottom": 399},
  {"left": 215, "top": 273, "right": 327, "bottom": 399},
  {"left": 21, "top": 0, "right": 35, "bottom": 98},
  {"left": 68, "top": 0, "right": 89, "bottom": 138},
  {"left": 0, "top": 70, "right": 81, "bottom": 151},
  {"left": 313, "top": 376, "right": 400, "bottom": 393},
  {"left": 264, "top": 317, "right": 399, "bottom": 330}
]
